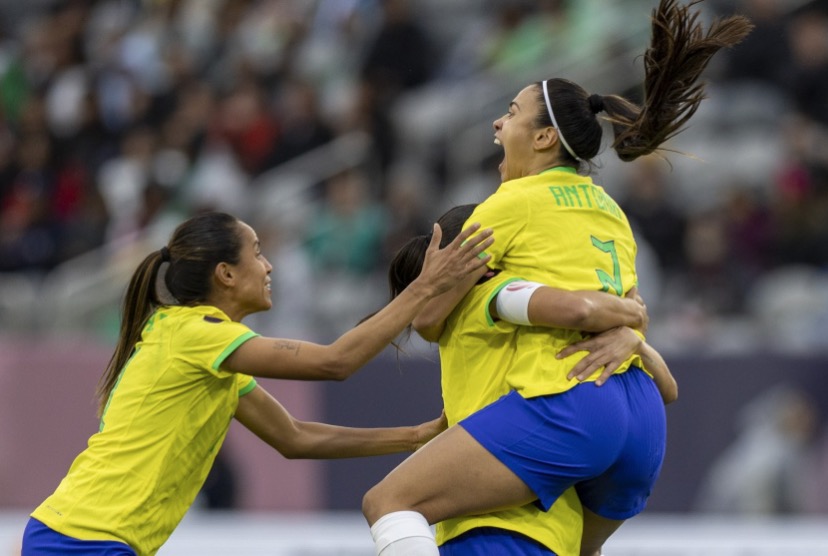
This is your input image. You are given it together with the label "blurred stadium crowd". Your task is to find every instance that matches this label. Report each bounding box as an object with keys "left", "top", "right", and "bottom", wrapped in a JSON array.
[{"left": 0, "top": 0, "right": 827, "bottom": 353}]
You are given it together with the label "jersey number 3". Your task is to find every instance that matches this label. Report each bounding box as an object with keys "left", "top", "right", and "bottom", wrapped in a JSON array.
[{"left": 591, "top": 236, "right": 622, "bottom": 295}]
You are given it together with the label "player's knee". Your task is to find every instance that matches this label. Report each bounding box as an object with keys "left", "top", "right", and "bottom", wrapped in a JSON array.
[
  {"left": 362, "top": 483, "right": 385, "bottom": 525},
  {"left": 363, "top": 477, "right": 429, "bottom": 526}
]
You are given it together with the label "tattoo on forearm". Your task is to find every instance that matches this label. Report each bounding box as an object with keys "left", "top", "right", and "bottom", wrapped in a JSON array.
[{"left": 272, "top": 340, "right": 301, "bottom": 356}]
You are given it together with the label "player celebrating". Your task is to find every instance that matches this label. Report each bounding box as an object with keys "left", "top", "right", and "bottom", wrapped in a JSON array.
[
  {"left": 363, "top": 1, "right": 752, "bottom": 554},
  {"left": 22, "top": 210, "right": 492, "bottom": 556},
  {"left": 384, "top": 203, "right": 676, "bottom": 555}
]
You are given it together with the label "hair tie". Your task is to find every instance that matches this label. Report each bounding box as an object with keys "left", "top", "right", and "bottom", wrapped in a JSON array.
[
  {"left": 588, "top": 93, "right": 604, "bottom": 114},
  {"left": 155, "top": 257, "right": 178, "bottom": 305}
]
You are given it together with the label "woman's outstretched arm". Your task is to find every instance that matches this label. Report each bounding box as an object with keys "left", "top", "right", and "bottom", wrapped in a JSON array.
[
  {"left": 235, "top": 386, "right": 447, "bottom": 459},
  {"left": 223, "top": 224, "right": 493, "bottom": 381}
]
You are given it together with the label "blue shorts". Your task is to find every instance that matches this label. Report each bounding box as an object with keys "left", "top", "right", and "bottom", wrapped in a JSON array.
[
  {"left": 22, "top": 518, "right": 136, "bottom": 556},
  {"left": 460, "top": 367, "right": 666, "bottom": 520},
  {"left": 439, "top": 527, "right": 556, "bottom": 555}
]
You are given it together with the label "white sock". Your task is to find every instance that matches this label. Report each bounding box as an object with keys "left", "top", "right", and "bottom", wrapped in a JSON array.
[{"left": 370, "top": 511, "right": 439, "bottom": 555}]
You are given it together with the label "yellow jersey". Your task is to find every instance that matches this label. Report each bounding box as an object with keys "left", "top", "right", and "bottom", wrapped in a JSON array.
[
  {"left": 436, "top": 272, "right": 583, "bottom": 555},
  {"left": 31, "top": 305, "right": 258, "bottom": 556},
  {"left": 470, "top": 167, "right": 644, "bottom": 397},
  {"left": 438, "top": 272, "right": 521, "bottom": 427}
]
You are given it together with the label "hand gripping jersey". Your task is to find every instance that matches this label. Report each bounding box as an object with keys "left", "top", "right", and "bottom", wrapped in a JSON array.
[{"left": 31, "top": 305, "right": 258, "bottom": 555}]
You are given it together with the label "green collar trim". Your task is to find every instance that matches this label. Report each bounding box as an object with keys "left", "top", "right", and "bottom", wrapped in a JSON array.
[{"left": 539, "top": 166, "right": 577, "bottom": 175}]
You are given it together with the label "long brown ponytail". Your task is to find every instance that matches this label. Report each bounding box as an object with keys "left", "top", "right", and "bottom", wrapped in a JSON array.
[
  {"left": 539, "top": 0, "right": 754, "bottom": 164},
  {"left": 608, "top": 0, "right": 754, "bottom": 161},
  {"left": 97, "top": 250, "right": 166, "bottom": 415}
]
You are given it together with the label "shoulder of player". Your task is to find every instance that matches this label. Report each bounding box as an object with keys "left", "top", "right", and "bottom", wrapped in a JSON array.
[{"left": 160, "top": 305, "right": 244, "bottom": 334}]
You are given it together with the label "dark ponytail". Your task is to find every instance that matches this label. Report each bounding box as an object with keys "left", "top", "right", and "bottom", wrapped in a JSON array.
[
  {"left": 610, "top": 0, "right": 754, "bottom": 161},
  {"left": 97, "top": 250, "right": 166, "bottom": 415},
  {"left": 97, "top": 212, "right": 242, "bottom": 414},
  {"left": 538, "top": 0, "right": 753, "bottom": 164}
]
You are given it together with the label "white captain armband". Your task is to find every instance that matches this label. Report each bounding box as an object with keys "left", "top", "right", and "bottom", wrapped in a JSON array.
[{"left": 495, "top": 281, "right": 545, "bottom": 325}]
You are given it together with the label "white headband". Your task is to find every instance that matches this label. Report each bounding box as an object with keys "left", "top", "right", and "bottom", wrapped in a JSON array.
[{"left": 542, "top": 80, "right": 581, "bottom": 161}]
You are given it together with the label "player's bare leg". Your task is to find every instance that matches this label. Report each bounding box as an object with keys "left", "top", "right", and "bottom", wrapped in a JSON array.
[
  {"left": 580, "top": 507, "right": 625, "bottom": 556},
  {"left": 363, "top": 424, "right": 536, "bottom": 554}
]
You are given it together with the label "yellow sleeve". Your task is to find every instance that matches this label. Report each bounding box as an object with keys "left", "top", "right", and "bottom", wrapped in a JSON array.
[
  {"left": 466, "top": 189, "right": 529, "bottom": 267},
  {"left": 235, "top": 373, "right": 257, "bottom": 396}
]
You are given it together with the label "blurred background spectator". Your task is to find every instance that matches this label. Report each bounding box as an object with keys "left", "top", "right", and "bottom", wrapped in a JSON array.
[{"left": 695, "top": 384, "right": 819, "bottom": 514}]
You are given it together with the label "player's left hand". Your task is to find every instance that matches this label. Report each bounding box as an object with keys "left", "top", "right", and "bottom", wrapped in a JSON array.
[{"left": 559, "top": 326, "right": 643, "bottom": 386}]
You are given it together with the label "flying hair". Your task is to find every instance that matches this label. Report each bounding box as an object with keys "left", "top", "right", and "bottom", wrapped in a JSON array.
[{"left": 607, "top": 0, "right": 754, "bottom": 161}]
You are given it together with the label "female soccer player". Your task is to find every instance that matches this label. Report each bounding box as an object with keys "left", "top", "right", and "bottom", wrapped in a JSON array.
[
  {"left": 382, "top": 203, "right": 675, "bottom": 555},
  {"left": 363, "top": 1, "right": 752, "bottom": 555},
  {"left": 22, "top": 210, "right": 493, "bottom": 556}
]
